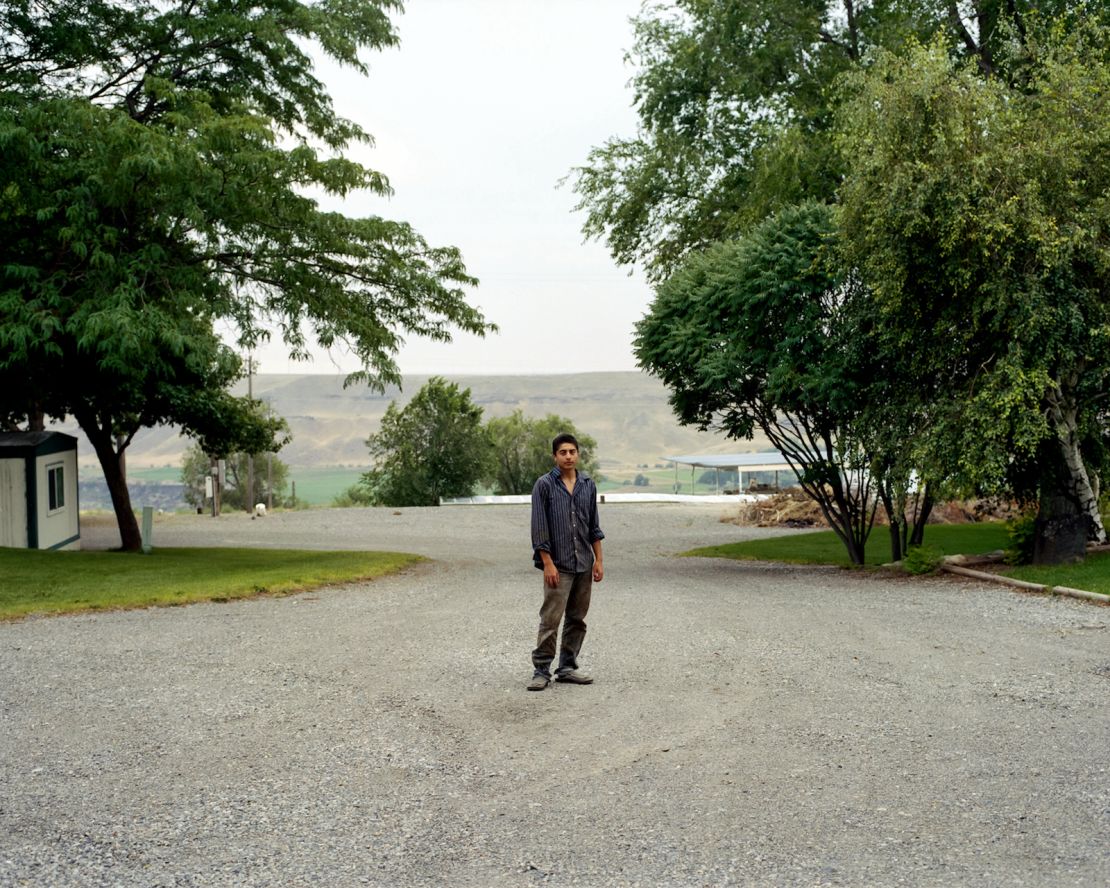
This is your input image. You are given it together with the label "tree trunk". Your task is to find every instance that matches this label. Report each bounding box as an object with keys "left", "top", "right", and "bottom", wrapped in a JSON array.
[
  {"left": 814, "top": 480, "right": 870, "bottom": 566},
  {"left": 1055, "top": 424, "right": 1107, "bottom": 544},
  {"left": 1033, "top": 493, "right": 1089, "bottom": 565},
  {"left": 878, "top": 482, "right": 903, "bottom": 563},
  {"left": 909, "top": 487, "right": 934, "bottom": 547},
  {"left": 887, "top": 522, "right": 903, "bottom": 563},
  {"left": 846, "top": 532, "right": 866, "bottom": 565},
  {"left": 211, "top": 456, "right": 222, "bottom": 517},
  {"left": 1033, "top": 438, "right": 1091, "bottom": 566},
  {"left": 1046, "top": 381, "right": 1106, "bottom": 546},
  {"left": 765, "top": 424, "right": 875, "bottom": 566},
  {"left": 797, "top": 480, "right": 864, "bottom": 565},
  {"left": 80, "top": 418, "right": 142, "bottom": 551}
]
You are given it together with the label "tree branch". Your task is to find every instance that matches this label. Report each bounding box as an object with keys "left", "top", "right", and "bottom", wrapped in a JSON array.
[{"left": 947, "top": 1, "right": 992, "bottom": 75}]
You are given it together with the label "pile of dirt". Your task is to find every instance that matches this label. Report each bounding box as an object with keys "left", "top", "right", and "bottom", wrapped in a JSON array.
[
  {"left": 929, "top": 497, "right": 1025, "bottom": 524},
  {"left": 725, "top": 489, "right": 828, "bottom": 528},
  {"left": 723, "top": 490, "right": 1023, "bottom": 528}
]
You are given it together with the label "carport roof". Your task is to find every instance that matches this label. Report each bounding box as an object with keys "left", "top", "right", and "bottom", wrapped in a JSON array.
[{"left": 664, "top": 452, "right": 792, "bottom": 471}]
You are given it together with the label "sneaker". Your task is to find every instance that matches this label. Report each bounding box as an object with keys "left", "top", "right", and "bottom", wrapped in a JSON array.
[
  {"left": 527, "top": 674, "right": 550, "bottom": 691},
  {"left": 555, "top": 670, "right": 593, "bottom": 684}
]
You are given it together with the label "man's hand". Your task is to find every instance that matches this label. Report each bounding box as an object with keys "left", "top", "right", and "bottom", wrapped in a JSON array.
[
  {"left": 592, "top": 561, "right": 604, "bottom": 583},
  {"left": 543, "top": 560, "right": 560, "bottom": 588}
]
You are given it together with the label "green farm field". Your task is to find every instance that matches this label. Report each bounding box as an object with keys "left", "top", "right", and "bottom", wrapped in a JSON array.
[{"left": 285, "top": 466, "right": 368, "bottom": 505}]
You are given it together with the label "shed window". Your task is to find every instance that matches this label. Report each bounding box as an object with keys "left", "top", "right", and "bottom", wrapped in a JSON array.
[{"left": 47, "top": 463, "right": 65, "bottom": 512}]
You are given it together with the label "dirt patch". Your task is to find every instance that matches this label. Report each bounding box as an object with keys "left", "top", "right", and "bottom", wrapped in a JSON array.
[
  {"left": 930, "top": 497, "right": 1025, "bottom": 524},
  {"left": 724, "top": 489, "right": 828, "bottom": 528},
  {"left": 722, "top": 490, "right": 1023, "bottom": 529}
]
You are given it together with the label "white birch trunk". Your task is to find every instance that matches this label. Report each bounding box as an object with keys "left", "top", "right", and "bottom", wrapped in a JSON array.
[{"left": 1047, "top": 381, "right": 1108, "bottom": 545}]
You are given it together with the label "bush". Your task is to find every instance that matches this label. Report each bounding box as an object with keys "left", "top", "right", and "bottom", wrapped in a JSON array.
[
  {"left": 1005, "top": 512, "right": 1037, "bottom": 565},
  {"left": 483, "top": 410, "right": 600, "bottom": 495},
  {"left": 332, "top": 484, "right": 374, "bottom": 507},
  {"left": 363, "top": 378, "right": 491, "bottom": 506},
  {"left": 902, "top": 544, "right": 944, "bottom": 575}
]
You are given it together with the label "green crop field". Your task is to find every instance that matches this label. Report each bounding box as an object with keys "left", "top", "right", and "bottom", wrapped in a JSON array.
[
  {"left": 80, "top": 464, "right": 181, "bottom": 483},
  {"left": 128, "top": 465, "right": 181, "bottom": 483},
  {"left": 285, "top": 466, "right": 369, "bottom": 505}
]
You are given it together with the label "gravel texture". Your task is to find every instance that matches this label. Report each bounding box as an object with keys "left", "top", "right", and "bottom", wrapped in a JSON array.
[{"left": 1, "top": 503, "right": 1108, "bottom": 887}]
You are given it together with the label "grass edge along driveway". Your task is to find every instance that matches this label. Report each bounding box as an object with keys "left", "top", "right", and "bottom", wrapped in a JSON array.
[
  {"left": 685, "top": 521, "right": 1110, "bottom": 596},
  {"left": 0, "top": 548, "right": 424, "bottom": 621},
  {"left": 685, "top": 523, "right": 1011, "bottom": 567}
]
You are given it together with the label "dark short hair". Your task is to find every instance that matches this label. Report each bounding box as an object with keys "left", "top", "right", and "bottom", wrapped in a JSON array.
[{"left": 552, "top": 433, "right": 579, "bottom": 454}]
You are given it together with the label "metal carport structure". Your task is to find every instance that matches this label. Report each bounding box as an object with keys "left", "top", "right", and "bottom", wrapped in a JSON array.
[{"left": 663, "top": 451, "right": 794, "bottom": 495}]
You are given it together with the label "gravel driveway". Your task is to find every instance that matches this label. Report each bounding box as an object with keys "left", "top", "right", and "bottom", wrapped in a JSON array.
[{"left": 1, "top": 503, "right": 1107, "bottom": 887}]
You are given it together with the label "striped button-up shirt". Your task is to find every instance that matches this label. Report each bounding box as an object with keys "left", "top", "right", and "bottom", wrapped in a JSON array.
[{"left": 531, "top": 468, "right": 605, "bottom": 573}]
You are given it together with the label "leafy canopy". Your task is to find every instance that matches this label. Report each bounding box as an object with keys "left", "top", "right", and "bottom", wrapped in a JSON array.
[
  {"left": 0, "top": 0, "right": 493, "bottom": 547},
  {"left": 837, "top": 27, "right": 1110, "bottom": 500},
  {"left": 0, "top": 0, "right": 490, "bottom": 390},
  {"left": 361, "top": 377, "right": 492, "bottom": 507},
  {"left": 636, "top": 202, "right": 880, "bottom": 562},
  {"left": 571, "top": 0, "right": 1080, "bottom": 281},
  {"left": 483, "top": 410, "right": 599, "bottom": 496}
]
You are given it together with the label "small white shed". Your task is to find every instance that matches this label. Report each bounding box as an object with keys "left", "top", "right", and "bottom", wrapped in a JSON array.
[{"left": 0, "top": 431, "right": 80, "bottom": 550}]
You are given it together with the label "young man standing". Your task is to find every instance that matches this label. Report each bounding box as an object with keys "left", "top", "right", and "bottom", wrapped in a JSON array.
[{"left": 527, "top": 433, "right": 604, "bottom": 691}]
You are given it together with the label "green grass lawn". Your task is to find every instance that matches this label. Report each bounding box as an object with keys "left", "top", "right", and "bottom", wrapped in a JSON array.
[
  {"left": 685, "top": 522, "right": 1011, "bottom": 566},
  {"left": 686, "top": 521, "right": 1110, "bottom": 595},
  {"left": 0, "top": 547, "right": 422, "bottom": 620},
  {"left": 1007, "top": 551, "right": 1110, "bottom": 595}
]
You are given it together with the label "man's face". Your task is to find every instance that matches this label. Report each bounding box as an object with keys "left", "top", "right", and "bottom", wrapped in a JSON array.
[{"left": 554, "top": 443, "right": 579, "bottom": 472}]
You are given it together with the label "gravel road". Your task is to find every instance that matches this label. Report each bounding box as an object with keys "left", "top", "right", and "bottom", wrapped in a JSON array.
[{"left": 1, "top": 503, "right": 1108, "bottom": 887}]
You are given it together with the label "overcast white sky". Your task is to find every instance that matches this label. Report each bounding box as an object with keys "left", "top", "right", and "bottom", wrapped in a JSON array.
[{"left": 251, "top": 0, "right": 650, "bottom": 376}]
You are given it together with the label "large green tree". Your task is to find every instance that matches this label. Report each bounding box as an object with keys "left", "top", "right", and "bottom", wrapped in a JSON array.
[
  {"left": 571, "top": 0, "right": 1081, "bottom": 282},
  {"left": 0, "top": 0, "right": 491, "bottom": 549},
  {"left": 579, "top": 0, "right": 1103, "bottom": 564},
  {"left": 636, "top": 202, "right": 881, "bottom": 564},
  {"left": 483, "top": 410, "right": 600, "bottom": 495},
  {"left": 837, "top": 29, "right": 1110, "bottom": 562},
  {"left": 360, "top": 377, "right": 492, "bottom": 507}
]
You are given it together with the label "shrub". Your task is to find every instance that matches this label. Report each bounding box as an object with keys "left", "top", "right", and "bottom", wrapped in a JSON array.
[
  {"left": 332, "top": 484, "right": 374, "bottom": 508},
  {"left": 1005, "top": 512, "right": 1037, "bottom": 565},
  {"left": 902, "top": 545, "right": 944, "bottom": 575}
]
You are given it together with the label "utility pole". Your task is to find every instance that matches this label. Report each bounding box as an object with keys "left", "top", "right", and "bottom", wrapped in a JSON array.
[
  {"left": 246, "top": 353, "right": 254, "bottom": 512},
  {"left": 210, "top": 456, "right": 219, "bottom": 517}
]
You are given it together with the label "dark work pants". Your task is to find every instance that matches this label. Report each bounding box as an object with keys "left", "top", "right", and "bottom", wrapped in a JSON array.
[{"left": 531, "top": 570, "right": 592, "bottom": 677}]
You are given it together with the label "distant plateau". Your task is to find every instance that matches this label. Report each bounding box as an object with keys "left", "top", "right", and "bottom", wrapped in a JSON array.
[{"left": 55, "top": 371, "right": 770, "bottom": 471}]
